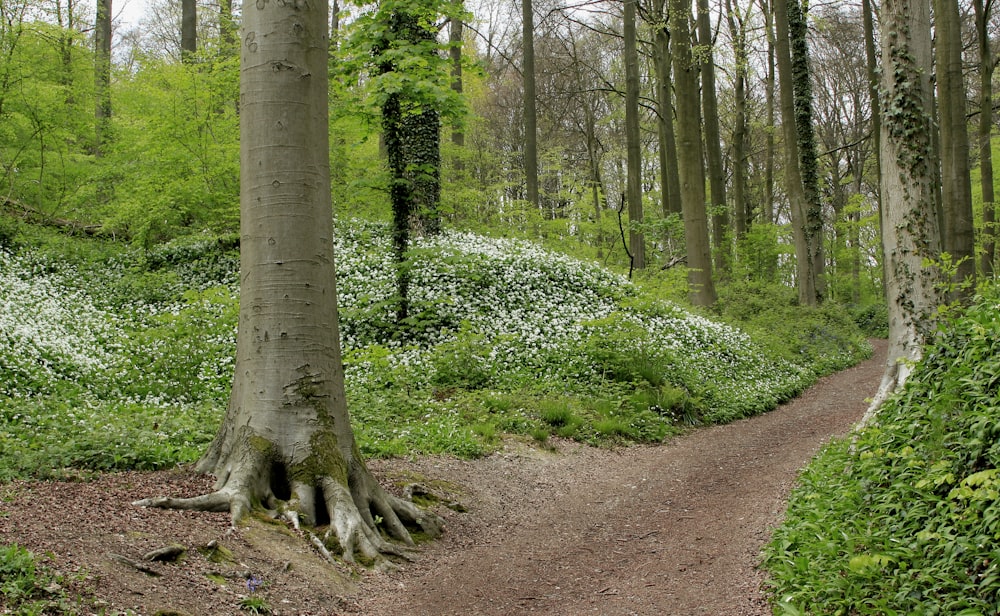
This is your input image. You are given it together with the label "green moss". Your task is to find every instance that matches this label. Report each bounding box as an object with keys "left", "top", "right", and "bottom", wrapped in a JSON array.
[{"left": 198, "top": 542, "right": 235, "bottom": 564}]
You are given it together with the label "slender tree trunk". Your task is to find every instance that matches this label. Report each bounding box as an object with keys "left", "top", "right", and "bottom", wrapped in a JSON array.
[
  {"left": 726, "top": 0, "right": 749, "bottom": 241},
  {"left": 220, "top": 0, "right": 237, "bottom": 55},
  {"left": 697, "top": 0, "right": 728, "bottom": 276},
  {"left": 450, "top": 15, "right": 465, "bottom": 150},
  {"left": 774, "top": 0, "right": 819, "bottom": 305},
  {"left": 861, "top": 0, "right": 941, "bottom": 424},
  {"left": 760, "top": 0, "right": 776, "bottom": 227},
  {"left": 94, "top": 0, "right": 111, "bottom": 159},
  {"left": 136, "top": 0, "right": 442, "bottom": 559},
  {"left": 862, "top": 0, "right": 881, "bottom": 217},
  {"left": 624, "top": 0, "right": 645, "bottom": 270},
  {"left": 651, "top": 0, "right": 682, "bottom": 217},
  {"left": 934, "top": 0, "right": 975, "bottom": 295},
  {"left": 181, "top": 0, "right": 196, "bottom": 62},
  {"left": 522, "top": 0, "right": 539, "bottom": 209},
  {"left": 670, "top": 0, "right": 716, "bottom": 305},
  {"left": 974, "top": 0, "right": 996, "bottom": 277},
  {"left": 787, "top": 0, "right": 824, "bottom": 301}
]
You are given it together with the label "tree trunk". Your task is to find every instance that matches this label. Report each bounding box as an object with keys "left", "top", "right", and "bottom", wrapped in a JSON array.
[
  {"left": 135, "top": 0, "right": 442, "bottom": 560},
  {"left": 624, "top": 0, "right": 645, "bottom": 270},
  {"left": 450, "top": 15, "right": 465, "bottom": 150},
  {"left": 760, "top": 0, "right": 776, "bottom": 229},
  {"left": 94, "top": 0, "right": 111, "bottom": 159},
  {"left": 726, "top": 0, "right": 749, "bottom": 241},
  {"left": 975, "top": 0, "right": 996, "bottom": 278},
  {"left": 697, "top": 0, "right": 728, "bottom": 276},
  {"left": 181, "top": 0, "right": 196, "bottom": 62},
  {"left": 670, "top": 0, "right": 716, "bottom": 305},
  {"left": 773, "top": 0, "right": 819, "bottom": 305},
  {"left": 522, "top": 0, "right": 539, "bottom": 209},
  {"left": 934, "top": 0, "right": 975, "bottom": 296},
  {"left": 787, "top": 0, "right": 824, "bottom": 301},
  {"left": 860, "top": 0, "right": 941, "bottom": 424},
  {"left": 651, "top": 0, "right": 682, "bottom": 217}
]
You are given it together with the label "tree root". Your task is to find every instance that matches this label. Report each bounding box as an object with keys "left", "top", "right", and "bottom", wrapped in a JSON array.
[{"left": 134, "top": 461, "right": 443, "bottom": 566}]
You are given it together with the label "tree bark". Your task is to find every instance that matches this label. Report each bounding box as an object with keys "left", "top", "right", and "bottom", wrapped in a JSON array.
[
  {"left": 697, "top": 0, "right": 728, "bottom": 276},
  {"left": 670, "top": 0, "right": 716, "bottom": 305},
  {"left": 522, "top": 0, "right": 539, "bottom": 209},
  {"left": 974, "top": 0, "right": 995, "bottom": 277},
  {"left": 725, "top": 0, "right": 749, "bottom": 241},
  {"left": 934, "top": 0, "right": 975, "bottom": 296},
  {"left": 773, "top": 0, "right": 820, "bottom": 305},
  {"left": 651, "top": 0, "right": 682, "bottom": 217},
  {"left": 624, "top": 0, "right": 645, "bottom": 270},
  {"left": 135, "top": 0, "right": 442, "bottom": 560},
  {"left": 94, "top": 0, "right": 111, "bottom": 159},
  {"left": 181, "top": 0, "right": 196, "bottom": 62},
  {"left": 450, "top": 15, "right": 465, "bottom": 149},
  {"left": 860, "top": 0, "right": 941, "bottom": 424}
]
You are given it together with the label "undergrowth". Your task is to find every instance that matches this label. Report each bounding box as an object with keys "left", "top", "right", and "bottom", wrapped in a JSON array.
[
  {"left": 765, "top": 284, "right": 1000, "bottom": 614},
  {"left": 0, "top": 219, "right": 870, "bottom": 480}
]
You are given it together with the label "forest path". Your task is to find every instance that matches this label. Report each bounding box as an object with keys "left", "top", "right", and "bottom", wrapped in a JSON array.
[{"left": 357, "top": 339, "right": 887, "bottom": 615}]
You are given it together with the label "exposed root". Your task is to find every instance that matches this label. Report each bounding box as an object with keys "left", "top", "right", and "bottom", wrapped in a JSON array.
[{"left": 134, "top": 460, "right": 443, "bottom": 568}]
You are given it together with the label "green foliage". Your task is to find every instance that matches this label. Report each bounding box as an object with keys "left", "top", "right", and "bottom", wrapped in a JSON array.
[
  {"left": 0, "top": 542, "right": 79, "bottom": 614},
  {"left": 0, "top": 220, "right": 869, "bottom": 479},
  {"left": 765, "top": 285, "right": 1000, "bottom": 614}
]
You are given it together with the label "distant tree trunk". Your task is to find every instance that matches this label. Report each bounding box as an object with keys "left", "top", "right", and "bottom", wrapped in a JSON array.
[
  {"left": 974, "top": 0, "right": 996, "bottom": 277},
  {"left": 220, "top": 0, "right": 237, "bottom": 54},
  {"left": 330, "top": 0, "right": 340, "bottom": 49},
  {"left": 697, "top": 0, "right": 728, "bottom": 276},
  {"left": 94, "top": 0, "right": 111, "bottom": 159},
  {"left": 774, "top": 0, "right": 820, "bottom": 305},
  {"left": 136, "top": 0, "right": 443, "bottom": 556},
  {"left": 862, "top": 0, "right": 881, "bottom": 217},
  {"left": 670, "top": 0, "right": 716, "bottom": 305},
  {"left": 449, "top": 15, "right": 464, "bottom": 150},
  {"left": 726, "top": 0, "right": 749, "bottom": 241},
  {"left": 860, "top": 0, "right": 941, "bottom": 424},
  {"left": 934, "top": 0, "right": 975, "bottom": 296},
  {"left": 522, "top": 0, "right": 539, "bottom": 209},
  {"left": 624, "top": 0, "right": 645, "bottom": 270},
  {"left": 651, "top": 0, "right": 682, "bottom": 217},
  {"left": 760, "top": 0, "right": 776, "bottom": 227},
  {"left": 181, "top": 0, "right": 196, "bottom": 62}
]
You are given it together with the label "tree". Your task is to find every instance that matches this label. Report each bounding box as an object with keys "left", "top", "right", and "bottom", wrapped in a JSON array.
[
  {"left": 860, "top": 0, "right": 941, "bottom": 422},
  {"left": 974, "top": 0, "right": 996, "bottom": 276},
  {"left": 646, "top": 0, "right": 682, "bottom": 219},
  {"left": 135, "top": 0, "right": 443, "bottom": 561},
  {"left": 522, "top": 0, "right": 539, "bottom": 209},
  {"left": 670, "top": 0, "right": 716, "bottom": 305},
  {"left": 94, "top": 0, "right": 111, "bottom": 158},
  {"left": 934, "top": 0, "right": 975, "bottom": 296},
  {"left": 624, "top": 0, "right": 645, "bottom": 270},
  {"left": 181, "top": 0, "right": 196, "bottom": 61},
  {"left": 697, "top": 0, "right": 728, "bottom": 275},
  {"left": 725, "top": 0, "right": 750, "bottom": 242},
  {"left": 773, "top": 0, "right": 823, "bottom": 305}
]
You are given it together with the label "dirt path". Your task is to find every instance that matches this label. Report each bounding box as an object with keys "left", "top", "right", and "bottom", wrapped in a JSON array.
[
  {"left": 0, "top": 341, "right": 885, "bottom": 616},
  {"left": 357, "top": 339, "right": 887, "bottom": 616}
]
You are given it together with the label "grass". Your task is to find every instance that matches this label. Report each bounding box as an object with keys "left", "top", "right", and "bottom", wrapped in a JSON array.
[{"left": 0, "top": 219, "right": 871, "bottom": 481}]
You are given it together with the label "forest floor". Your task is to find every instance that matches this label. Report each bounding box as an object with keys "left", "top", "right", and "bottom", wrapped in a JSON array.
[{"left": 0, "top": 340, "right": 886, "bottom": 616}]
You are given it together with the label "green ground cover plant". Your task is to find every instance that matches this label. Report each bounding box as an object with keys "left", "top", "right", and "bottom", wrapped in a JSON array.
[
  {"left": 0, "top": 219, "right": 870, "bottom": 480},
  {"left": 765, "top": 284, "right": 1000, "bottom": 615}
]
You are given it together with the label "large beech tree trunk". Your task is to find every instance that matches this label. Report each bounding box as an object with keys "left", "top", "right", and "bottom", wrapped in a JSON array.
[
  {"left": 974, "top": 0, "right": 996, "bottom": 277},
  {"left": 135, "top": 0, "right": 442, "bottom": 562},
  {"left": 860, "top": 0, "right": 941, "bottom": 424}
]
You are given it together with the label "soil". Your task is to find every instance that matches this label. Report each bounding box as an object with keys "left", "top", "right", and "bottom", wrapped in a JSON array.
[{"left": 0, "top": 340, "right": 886, "bottom": 616}]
